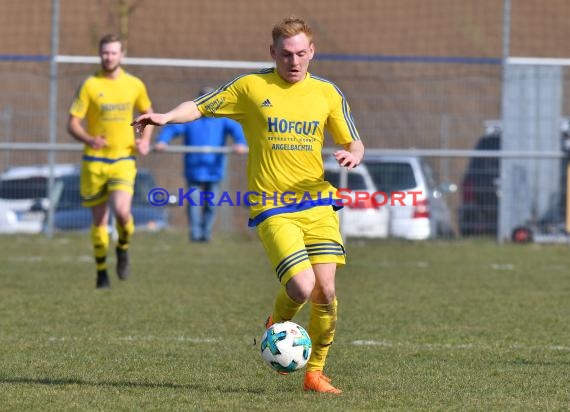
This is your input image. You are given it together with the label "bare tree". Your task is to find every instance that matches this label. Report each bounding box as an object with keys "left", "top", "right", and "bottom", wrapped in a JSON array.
[
  {"left": 116, "top": 0, "right": 145, "bottom": 53},
  {"left": 92, "top": 0, "right": 145, "bottom": 53}
]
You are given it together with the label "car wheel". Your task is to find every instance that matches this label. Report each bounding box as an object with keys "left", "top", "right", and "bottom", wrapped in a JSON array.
[{"left": 512, "top": 226, "right": 533, "bottom": 244}]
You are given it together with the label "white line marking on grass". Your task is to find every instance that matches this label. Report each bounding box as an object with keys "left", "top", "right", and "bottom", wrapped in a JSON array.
[
  {"left": 7, "top": 255, "right": 93, "bottom": 263},
  {"left": 352, "top": 340, "right": 570, "bottom": 352},
  {"left": 8, "top": 256, "right": 45, "bottom": 262},
  {"left": 117, "top": 335, "right": 219, "bottom": 343},
  {"left": 41, "top": 336, "right": 219, "bottom": 343},
  {"left": 490, "top": 263, "right": 515, "bottom": 270}
]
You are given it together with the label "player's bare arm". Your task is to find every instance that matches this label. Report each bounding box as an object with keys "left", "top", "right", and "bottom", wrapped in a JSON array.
[
  {"left": 334, "top": 140, "right": 364, "bottom": 169},
  {"left": 67, "top": 114, "right": 107, "bottom": 150},
  {"left": 134, "top": 107, "right": 155, "bottom": 156},
  {"left": 132, "top": 100, "right": 202, "bottom": 134}
]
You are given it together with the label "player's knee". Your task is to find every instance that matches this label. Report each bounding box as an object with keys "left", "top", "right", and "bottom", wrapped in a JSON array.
[
  {"left": 288, "top": 284, "right": 313, "bottom": 303},
  {"left": 315, "top": 286, "right": 336, "bottom": 304},
  {"left": 286, "top": 273, "right": 315, "bottom": 303},
  {"left": 113, "top": 207, "right": 131, "bottom": 225}
]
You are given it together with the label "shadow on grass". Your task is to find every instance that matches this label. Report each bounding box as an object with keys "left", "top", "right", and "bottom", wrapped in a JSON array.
[
  {"left": 509, "top": 357, "right": 570, "bottom": 366},
  {"left": 1, "top": 376, "right": 265, "bottom": 394}
]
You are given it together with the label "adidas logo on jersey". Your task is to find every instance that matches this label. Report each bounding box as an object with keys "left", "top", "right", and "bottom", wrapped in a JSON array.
[{"left": 261, "top": 99, "right": 272, "bottom": 107}]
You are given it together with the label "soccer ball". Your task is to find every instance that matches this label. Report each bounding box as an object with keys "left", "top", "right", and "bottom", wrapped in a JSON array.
[{"left": 260, "top": 321, "right": 312, "bottom": 373}]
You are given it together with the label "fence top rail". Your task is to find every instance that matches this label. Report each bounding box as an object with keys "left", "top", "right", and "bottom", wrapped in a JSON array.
[
  {"left": 55, "top": 55, "right": 274, "bottom": 69},
  {"left": 507, "top": 57, "right": 570, "bottom": 66},
  {"left": 0, "top": 142, "right": 567, "bottom": 159}
]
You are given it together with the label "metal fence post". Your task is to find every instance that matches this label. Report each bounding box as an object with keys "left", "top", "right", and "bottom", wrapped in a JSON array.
[{"left": 46, "top": 0, "right": 60, "bottom": 238}]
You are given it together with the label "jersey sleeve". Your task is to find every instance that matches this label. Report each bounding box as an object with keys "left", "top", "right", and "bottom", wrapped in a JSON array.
[
  {"left": 69, "top": 80, "right": 90, "bottom": 119},
  {"left": 193, "top": 75, "right": 248, "bottom": 122},
  {"left": 325, "top": 86, "right": 361, "bottom": 145}
]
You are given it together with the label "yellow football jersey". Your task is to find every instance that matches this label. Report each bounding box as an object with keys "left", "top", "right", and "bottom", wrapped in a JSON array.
[
  {"left": 69, "top": 68, "right": 152, "bottom": 160},
  {"left": 195, "top": 68, "right": 361, "bottom": 225}
]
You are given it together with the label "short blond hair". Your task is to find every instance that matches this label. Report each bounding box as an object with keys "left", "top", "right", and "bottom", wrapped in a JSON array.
[
  {"left": 271, "top": 17, "right": 313, "bottom": 45},
  {"left": 99, "top": 34, "right": 123, "bottom": 51}
]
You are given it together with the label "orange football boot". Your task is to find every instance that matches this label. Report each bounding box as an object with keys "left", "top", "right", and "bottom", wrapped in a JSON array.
[{"left": 303, "top": 371, "right": 342, "bottom": 394}]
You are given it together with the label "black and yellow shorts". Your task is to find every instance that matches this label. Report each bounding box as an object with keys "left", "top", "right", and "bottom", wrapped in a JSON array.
[
  {"left": 256, "top": 205, "right": 346, "bottom": 285},
  {"left": 80, "top": 156, "right": 136, "bottom": 207}
]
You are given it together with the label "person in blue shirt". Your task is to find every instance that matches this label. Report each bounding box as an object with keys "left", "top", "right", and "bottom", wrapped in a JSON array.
[{"left": 155, "top": 87, "right": 248, "bottom": 242}]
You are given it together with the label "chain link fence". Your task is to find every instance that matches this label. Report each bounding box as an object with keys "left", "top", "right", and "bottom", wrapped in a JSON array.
[{"left": 1, "top": 1, "right": 569, "bottom": 242}]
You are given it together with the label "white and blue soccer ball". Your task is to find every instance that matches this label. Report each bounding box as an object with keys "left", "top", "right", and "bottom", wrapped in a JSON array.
[{"left": 260, "top": 321, "right": 312, "bottom": 373}]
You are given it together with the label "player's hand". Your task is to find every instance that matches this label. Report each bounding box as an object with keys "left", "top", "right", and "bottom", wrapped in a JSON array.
[
  {"left": 334, "top": 150, "right": 360, "bottom": 170},
  {"left": 136, "top": 138, "right": 151, "bottom": 156},
  {"left": 89, "top": 135, "right": 107, "bottom": 150},
  {"left": 131, "top": 113, "right": 169, "bottom": 135},
  {"left": 154, "top": 142, "right": 168, "bottom": 152}
]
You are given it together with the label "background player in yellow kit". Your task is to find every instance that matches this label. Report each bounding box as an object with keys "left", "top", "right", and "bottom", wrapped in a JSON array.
[
  {"left": 132, "top": 17, "right": 364, "bottom": 394},
  {"left": 67, "top": 34, "right": 154, "bottom": 289}
]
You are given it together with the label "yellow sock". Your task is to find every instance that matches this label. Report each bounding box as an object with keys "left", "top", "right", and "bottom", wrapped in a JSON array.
[
  {"left": 306, "top": 297, "right": 338, "bottom": 372},
  {"left": 116, "top": 215, "right": 134, "bottom": 251},
  {"left": 272, "top": 286, "right": 306, "bottom": 322},
  {"left": 91, "top": 224, "right": 109, "bottom": 271}
]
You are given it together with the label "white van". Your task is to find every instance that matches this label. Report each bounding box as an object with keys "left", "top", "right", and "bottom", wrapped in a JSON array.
[
  {"left": 324, "top": 158, "right": 390, "bottom": 238},
  {"left": 363, "top": 155, "right": 455, "bottom": 240}
]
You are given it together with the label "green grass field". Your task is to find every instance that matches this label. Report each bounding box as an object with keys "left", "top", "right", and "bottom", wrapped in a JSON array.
[{"left": 1, "top": 231, "right": 569, "bottom": 410}]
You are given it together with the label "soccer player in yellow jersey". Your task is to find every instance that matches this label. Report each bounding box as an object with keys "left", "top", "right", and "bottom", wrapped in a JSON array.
[
  {"left": 67, "top": 34, "right": 154, "bottom": 289},
  {"left": 132, "top": 18, "right": 364, "bottom": 394}
]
